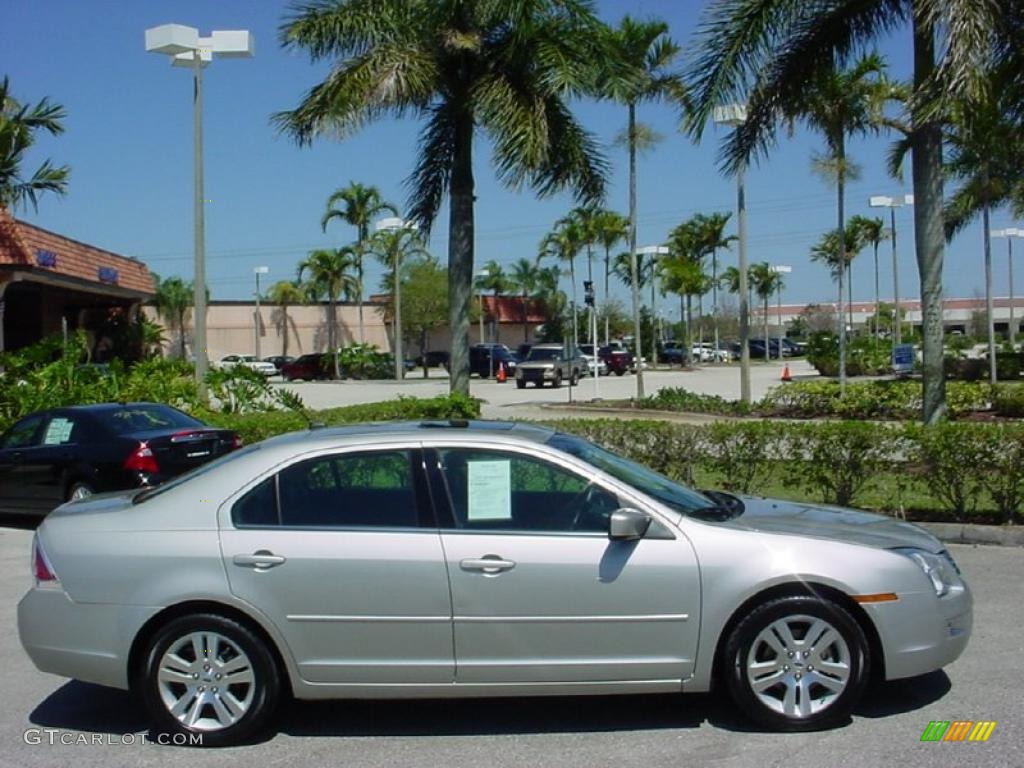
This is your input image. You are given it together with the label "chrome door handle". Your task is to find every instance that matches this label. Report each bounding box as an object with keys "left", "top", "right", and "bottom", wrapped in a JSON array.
[
  {"left": 233, "top": 551, "right": 286, "bottom": 570},
  {"left": 460, "top": 556, "right": 516, "bottom": 574}
]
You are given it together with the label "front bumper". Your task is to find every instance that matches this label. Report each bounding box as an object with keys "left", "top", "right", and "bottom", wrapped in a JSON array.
[
  {"left": 864, "top": 581, "right": 973, "bottom": 680},
  {"left": 517, "top": 367, "right": 556, "bottom": 382},
  {"left": 18, "top": 588, "right": 159, "bottom": 690}
]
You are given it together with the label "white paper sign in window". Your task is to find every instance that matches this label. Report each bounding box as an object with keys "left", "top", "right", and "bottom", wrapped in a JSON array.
[
  {"left": 466, "top": 460, "right": 512, "bottom": 521},
  {"left": 43, "top": 418, "right": 74, "bottom": 445}
]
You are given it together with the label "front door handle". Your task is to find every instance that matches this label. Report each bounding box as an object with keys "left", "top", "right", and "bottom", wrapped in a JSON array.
[
  {"left": 233, "top": 551, "right": 286, "bottom": 570},
  {"left": 460, "top": 556, "right": 516, "bottom": 574}
]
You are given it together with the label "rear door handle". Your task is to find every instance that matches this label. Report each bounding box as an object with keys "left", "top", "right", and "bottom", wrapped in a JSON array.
[
  {"left": 233, "top": 551, "right": 286, "bottom": 570},
  {"left": 460, "top": 556, "right": 516, "bottom": 574}
]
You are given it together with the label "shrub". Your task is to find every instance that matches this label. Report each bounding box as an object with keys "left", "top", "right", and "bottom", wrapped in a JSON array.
[
  {"left": 974, "top": 423, "right": 1024, "bottom": 524},
  {"left": 338, "top": 343, "right": 393, "bottom": 379},
  {"left": 992, "top": 383, "right": 1024, "bottom": 417},
  {"left": 785, "top": 421, "right": 902, "bottom": 506},
  {"left": 637, "top": 388, "right": 751, "bottom": 416},
  {"left": 700, "top": 421, "right": 780, "bottom": 493},
  {"left": 909, "top": 423, "right": 990, "bottom": 522}
]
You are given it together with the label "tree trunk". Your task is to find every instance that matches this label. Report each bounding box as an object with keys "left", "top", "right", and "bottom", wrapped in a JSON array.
[
  {"left": 627, "top": 102, "right": 644, "bottom": 397},
  {"left": 685, "top": 294, "right": 692, "bottom": 366},
  {"left": 983, "top": 190, "right": 996, "bottom": 384},
  {"left": 912, "top": 5, "right": 946, "bottom": 423},
  {"left": 873, "top": 243, "right": 880, "bottom": 340},
  {"left": 448, "top": 111, "right": 475, "bottom": 396},
  {"left": 282, "top": 305, "right": 289, "bottom": 358},
  {"left": 329, "top": 298, "right": 340, "bottom": 379},
  {"left": 178, "top": 310, "right": 186, "bottom": 360},
  {"left": 604, "top": 245, "right": 611, "bottom": 345},
  {"left": 836, "top": 139, "right": 847, "bottom": 395},
  {"left": 522, "top": 292, "right": 529, "bottom": 343},
  {"left": 569, "top": 255, "right": 578, "bottom": 350},
  {"left": 394, "top": 246, "right": 403, "bottom": 381},
  {"left": 764, "top": 296, "right": 770, "bottom": 362}
]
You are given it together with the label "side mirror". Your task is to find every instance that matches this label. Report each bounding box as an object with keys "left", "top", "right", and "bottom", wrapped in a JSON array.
[{"left": 609, "top": 508, "right": 652, "bottom": 540}]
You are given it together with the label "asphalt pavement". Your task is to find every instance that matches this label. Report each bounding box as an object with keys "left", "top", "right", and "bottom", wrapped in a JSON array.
[{"left": 0, "top": 522, "right": 1019, "bottom": 768}]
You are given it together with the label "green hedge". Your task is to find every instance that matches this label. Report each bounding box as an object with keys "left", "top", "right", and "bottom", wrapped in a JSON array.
[
  {"left": 199, "top": 393, "right": 481, "bottom": 444},
  {"left": 542, "top": 418, "right": 1024, "bottom": 525}
]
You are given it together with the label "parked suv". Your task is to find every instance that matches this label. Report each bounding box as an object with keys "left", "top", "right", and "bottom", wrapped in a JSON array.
[
  {"left": 281, "top": 353, "right": 328, "bottom": 381},
  {"left": 468, "top": 344, "right": 518, "bottom": 378},
  {"left": 515, "top": 344, "right": 586, "bottom": 388}
]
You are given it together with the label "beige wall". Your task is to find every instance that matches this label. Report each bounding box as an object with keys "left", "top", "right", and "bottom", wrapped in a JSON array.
[{"left": 144, "top": 302, "right": 392, "bottom": 361}]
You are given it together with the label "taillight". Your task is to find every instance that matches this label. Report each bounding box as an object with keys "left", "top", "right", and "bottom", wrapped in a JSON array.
[
  {"left": 31, "top": 535, "right": 59, "bottom": 585},
  {"left": 231, "top": 434, "right": 243, "bottom": 449},
  {"left": 123, "top": 441, "right": 159, "bottom": 474}
]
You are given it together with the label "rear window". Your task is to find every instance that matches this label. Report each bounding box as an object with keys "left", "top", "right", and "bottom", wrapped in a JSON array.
[
  {"left": 133, "top": 443, "right": 262, "bottom": 505},
  {"left": 104, "top": 405, "right": 203, "bottom": 434}
]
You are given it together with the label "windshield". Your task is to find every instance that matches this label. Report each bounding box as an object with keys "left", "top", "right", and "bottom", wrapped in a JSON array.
[
  {"left": 527, "top": 348, "right": 562, "bottom": 361},
  {"left": 105, "top": 405, "right": 204, "bottom": 434},
  {"left": 548, "top": 433, "right": 713, "bottom": 516}
]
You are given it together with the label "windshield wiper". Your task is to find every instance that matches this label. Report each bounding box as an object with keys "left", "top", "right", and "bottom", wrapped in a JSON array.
[{"left": 688, "top": 504, "right": 742, "bottom": 522}]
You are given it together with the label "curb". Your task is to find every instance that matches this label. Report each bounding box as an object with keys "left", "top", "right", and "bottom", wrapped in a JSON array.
[{"left": 916, "top": 522, "right": 1024, "bottom": 547}]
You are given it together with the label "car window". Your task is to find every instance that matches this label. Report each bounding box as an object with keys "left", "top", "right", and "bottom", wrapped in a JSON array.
[
  {"left": 269, "top": 450, "right": 420, "bottom": 528},
  {"left": 232, "top": 476, "right": 278, "bottom": 527},
  {"left": 435, "top": 448, "right": 619, "bottom": 534},
  {"left": 526, "top": 348, "right": 562, "bottom": 361},
  {"left": 40, "top": 415, "right": 80, "bottom": 445},
  {"left": 1, "top": 414, "right": 45, "bottom": 449}
]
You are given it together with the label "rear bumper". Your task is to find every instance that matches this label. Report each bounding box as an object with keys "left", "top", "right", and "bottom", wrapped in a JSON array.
[
  {"left": 865, "top": 582, "right": 973, "bottom": 680},
  {"left": 18, "top": 588, "right": 159, "bottom": 690}
]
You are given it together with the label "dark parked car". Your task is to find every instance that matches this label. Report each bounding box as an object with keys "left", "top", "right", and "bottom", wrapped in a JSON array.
[
  {"left": 281, "top": 353, "right": 328, "bottom": 381},
  {"left": 415, "top": 350, "right": 450, "bottom": 368},
  {"left": 660, "top": 341, "right": 687, "bottom": 366},
  {"left": 749, "top": 339, "right": 783, "bottom": 359},
  {"left": 469, "top": 344, "right": 519, "bottom": 378},
  {"left": 262, "top": 355, "right": 294, "bottom": 372},
  {"left": 599, "top": 344, "right": 633, "bottom": 376},
  {"left": 0, "top": 403, "right": 241, "bottom": 516}
]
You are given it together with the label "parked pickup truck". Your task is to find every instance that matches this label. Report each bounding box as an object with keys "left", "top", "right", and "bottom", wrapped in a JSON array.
[{"left": 515, "top": 344, "right": 587, "bottom": 388}]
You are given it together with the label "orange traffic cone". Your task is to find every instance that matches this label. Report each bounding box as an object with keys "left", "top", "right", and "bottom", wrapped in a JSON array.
[
  {"left": 781, "top": 364, "right": 792, "bottom": 382},
  {"left": 496, "top": 361, "right": 507, "bottom": 383}
]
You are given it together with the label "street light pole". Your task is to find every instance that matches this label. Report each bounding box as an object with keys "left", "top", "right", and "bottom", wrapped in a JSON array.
[
  {"left": 253, "top": 266, "right": 268, "bottom": 359},
  {"left": 145, "top": 25, "right": 254, "bottom": 400},
  {"left": 715, "top": 105, "right": 750, "bottom": 404},
  {"left": 993, "top": 228, "right": 1023, "bottom": 348},
  {"left": 869, "top": 194, "right": 913, "bottom": 351}
]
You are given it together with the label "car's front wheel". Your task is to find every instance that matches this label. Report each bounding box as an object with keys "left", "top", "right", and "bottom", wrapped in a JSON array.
[
  {"left": 140, "top": 614, "right": 281, "bottom": 747},
  {"left": 723, "top": 596, "right": 869, "bottom": 731}
]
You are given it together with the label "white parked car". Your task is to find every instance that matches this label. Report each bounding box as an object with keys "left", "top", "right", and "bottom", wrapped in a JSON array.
[
  {"left": 218, "top": 355, "right": 277, "bottom": 377},
  {"left": 577, "top": 344, "right": 609, "bottom": 376},
  {"left": 691, "top": 343, "right": 729, "bottom": 363}
]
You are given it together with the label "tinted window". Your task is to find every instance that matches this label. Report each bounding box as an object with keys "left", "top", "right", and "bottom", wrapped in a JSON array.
[
  {"left": 104, "top": 405, "right": 203, "bottom": 434},
  {"left": 436, "top": 449, "right": 619, "bottom": 533},
  {"left": 277, "top": 450, "right": 419, "bottom": 528},
  {"left": 232, "top": 477, "right": 278, "bottom": 527},
  {"left": 2, "top": 414, "right": 45, "bottom": 449}
]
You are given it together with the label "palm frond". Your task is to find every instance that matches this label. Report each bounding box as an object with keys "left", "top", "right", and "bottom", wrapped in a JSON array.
[{"left": 405, "top": 103, "right": 455, "bottom": 234}]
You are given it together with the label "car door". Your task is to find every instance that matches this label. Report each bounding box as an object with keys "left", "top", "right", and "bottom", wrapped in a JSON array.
[
  {"left": 218, "top": 445, "right": 454, "bottom": 687},
  {"left": 26, "top": 412, "right": 86, "bottom": 509},
  {"left": 0, "top": 413, "right": 48, "bottom": 513},
  {"left": 428, "top": 442, "right": 700, "bottom": 685}
]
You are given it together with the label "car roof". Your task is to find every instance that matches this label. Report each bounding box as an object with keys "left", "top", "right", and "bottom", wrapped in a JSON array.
[
  {"left": 257, "top": 419, "right": 555, "bottom": 450},
  {"left": 531, "top": 343, "right": 564, "bottom": 349}
]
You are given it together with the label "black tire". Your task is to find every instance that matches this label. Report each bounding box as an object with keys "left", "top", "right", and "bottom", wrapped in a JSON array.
[
  {"left": 614, "top": 369, "right": 625, "bottom": 377},
  {"left": 722, "top": 596, "right": 869, "bottom": 732},
  {"left": 65, "top": 481, "right": 94, "bottom": 502},
  {"left": 553, "top": 371, "right": 563, "bottom": 388},
  {"left": 570, "top": 369, "right": 579, "bottom": 386},
  {"left": 139, "top": 613, "right": 281, "bottom": 747},
  {"left": 516, "top": 379, "right": 526, "bottom": 389}
]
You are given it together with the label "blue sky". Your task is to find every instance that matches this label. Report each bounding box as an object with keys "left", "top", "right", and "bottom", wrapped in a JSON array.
[{"left": 3, "top": 0, "right": 1018, "bottom": 320}]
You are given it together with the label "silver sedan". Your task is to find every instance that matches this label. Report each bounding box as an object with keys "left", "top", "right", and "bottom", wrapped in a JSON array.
[{"left": 18, "top": 421, "right": 972, "bottom": 746}]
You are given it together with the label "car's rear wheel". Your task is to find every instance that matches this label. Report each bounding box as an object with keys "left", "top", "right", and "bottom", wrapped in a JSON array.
[
  {"left": 570, "top": 369, "right": 579, "bottom": 386},
  {"left": 140, "top": 614, "right": 280, "bottom": 747},
  {"left": 723, "top": 596, "right": 868, "bottom": 731},
  {"left": 66, "top": 482, "right": 94, "bottom": 502},
  {"left": 553, "top": 371, "right": 562, "bottom": 388}
]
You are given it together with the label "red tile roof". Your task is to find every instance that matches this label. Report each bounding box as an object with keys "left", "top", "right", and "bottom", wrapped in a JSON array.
[
  {"left": 0, "top": 207, "right": 154, "bottom": 295},
  {"left": 482, "top": 295, "right": 546, "bottom": 324}
]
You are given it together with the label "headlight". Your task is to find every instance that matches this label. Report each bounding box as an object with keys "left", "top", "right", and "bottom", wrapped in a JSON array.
[{"left": 893, "top": 548, "right": 960, "bottom": 597}]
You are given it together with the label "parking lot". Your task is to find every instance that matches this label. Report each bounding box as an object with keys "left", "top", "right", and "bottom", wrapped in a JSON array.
[
  {"left": 0, "top": 522, "right": 1019, "bottom": 768},
  {"left": 278, "top": 360, "right": 816, "bottom": 419}
]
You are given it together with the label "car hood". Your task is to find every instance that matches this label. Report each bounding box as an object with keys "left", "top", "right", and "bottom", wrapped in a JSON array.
[{"left": 721, "top": 497, "right": 943, "bottom": 553}]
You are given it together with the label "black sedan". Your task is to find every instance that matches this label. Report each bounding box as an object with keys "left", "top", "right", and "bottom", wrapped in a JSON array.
[{"left": 0, "top": 403, "right": 241, "bottom": 516}]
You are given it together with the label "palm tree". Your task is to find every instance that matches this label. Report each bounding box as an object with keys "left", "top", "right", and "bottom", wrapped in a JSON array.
[
  {"left": 368, "top": 226, "right": 429, "bottom": 379},
  {"left": 849, "top": 215, "right": 889, "bottom": 340},
  {"left": 0, "top": 77, "right": 70, "bottom": 211},
  {"left": 685, "top": 1, "right": 1022, "bottom": 423},
  {"left": 539, "top": 217, "right": 586, "bottom": 349},
  {"left": 508, "top": 258, "right": 542, "bottom": 344},
  {"left": 811, "top": 225, "right": 866, "bottom": 363},
  {"left": 298, "top": 247, "right": 359, "bottom": 379},
  {"left": 661, "top": 256, "right": 707, "bottom": 366},
  {"left": 475, "top": 260, "right": 509, "bottom": 343},
  {"left": 266, "top": 279, "right": 306, "bottom": 359},
  {"left": 152, "top": 275, "right": 194, "bottom": 360},
  {"left": 276, "top": 1, "right": 608, "bottom": 396},
  {"left": 591, "top": 209, "right": 629, "bottom": 343},
  {"left": 563, "top": 206, "right": 604, "bottom": 343},
  {"left": 320, "top": 182, "right": 397, "bottom": 344},
  {"left": 599, "top": 16, "right": 686, "bottom": 396},
  {"left": 749, "top": 262, "right": 785, "bottom": 362},
  {"left": 692, "top": 212, "right": 736, "bottom": 356}
]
